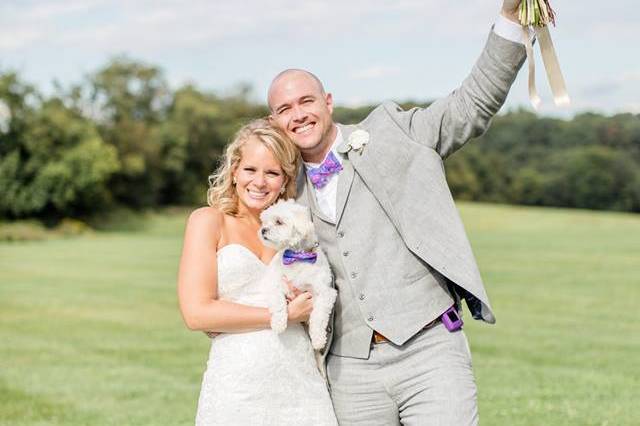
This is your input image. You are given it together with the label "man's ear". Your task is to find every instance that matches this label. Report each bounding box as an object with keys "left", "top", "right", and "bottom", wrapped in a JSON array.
[{"left": 326, "top": 93, "right": 334, "bottom": 114}]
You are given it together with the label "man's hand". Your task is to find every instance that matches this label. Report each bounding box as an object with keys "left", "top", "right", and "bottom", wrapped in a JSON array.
[{"left": 501, "top": 0, "right": 522, "bottom": 23}]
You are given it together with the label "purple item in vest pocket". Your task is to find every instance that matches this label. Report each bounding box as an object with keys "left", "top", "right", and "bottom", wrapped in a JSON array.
[{"left": 441, "top": 306, "right": 463, "bottom": 331}]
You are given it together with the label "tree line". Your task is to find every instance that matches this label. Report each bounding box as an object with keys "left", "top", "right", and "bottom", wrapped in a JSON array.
[{"left": 1, "top": 58, "right": 639, "bottom": 222}]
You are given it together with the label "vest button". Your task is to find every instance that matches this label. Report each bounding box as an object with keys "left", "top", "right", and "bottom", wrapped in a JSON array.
[
  {"left": 350, "top": 271, "right": 358, "bottom": 279},
  {"left": 337, "top": 230, "right": 345, "bottom": 238},
  {"left": 367, "top": 315, "right": 374, "bottom": 322},
  {"left": 342, "top": 251, "right": 349, "bottom": 257},
  {"left": 359, "top": 293, "right": 365, "bottom": 300}
]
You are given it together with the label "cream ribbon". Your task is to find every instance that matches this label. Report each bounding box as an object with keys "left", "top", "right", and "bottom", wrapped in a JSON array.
[{"left": 521, "top": 25, "right": 570, "bottom": 108}]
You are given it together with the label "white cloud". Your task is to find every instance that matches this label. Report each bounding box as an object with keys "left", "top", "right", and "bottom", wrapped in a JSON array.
[
  {"left": 25, "top": 0, "right": 105, "bottom": 20},
  {"left": 578, "top": 72, "right": 640, "bottom": 96},
  {"left": 341, "top": 96, "right": 371, "bottom": 108},
  {"left": 621, "top": 72, "right": 640, "bottom": 82},
  {"left": 1, "top": 1, "right": 638, "bottom": 116},
  {"left": 0, "top": 0, "right": 107, "bottom": 49},
  {"left": 0, "top": 0, "right": 496, "bottom": 53},
  {"left": 621, "top": 103, "right": 640, "bottom": 114},
  {"left": 349, "top": 65, "right": 400, "bottom": 80},
  {"left": 2, "top": 1, "right": 637, "bottom": 53},
  {"left": 0, "top": 27, "right": 41, "bottom": 50}
]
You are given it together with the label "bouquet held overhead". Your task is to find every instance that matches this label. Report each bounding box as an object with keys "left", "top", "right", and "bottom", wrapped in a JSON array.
[{"left": 518, "top": 0, "right": 569, "bottom": 109}]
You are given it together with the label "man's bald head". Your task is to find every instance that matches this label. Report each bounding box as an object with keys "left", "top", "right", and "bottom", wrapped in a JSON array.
[
  {"left": 267, "top": 69, "right": 326, "bottom": 111},
  {"left": 266, "top": 68, "right": 336, "bottom": 163}
]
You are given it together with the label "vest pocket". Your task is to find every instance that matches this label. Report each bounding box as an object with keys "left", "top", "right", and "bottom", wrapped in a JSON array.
[{"left": 403, "top": 268, "right": 430, "bottom": 283}]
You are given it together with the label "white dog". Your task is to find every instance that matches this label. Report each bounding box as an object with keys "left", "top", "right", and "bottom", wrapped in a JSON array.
[{"left": 259, "top": 199, "right": 337, "bottom": 350}]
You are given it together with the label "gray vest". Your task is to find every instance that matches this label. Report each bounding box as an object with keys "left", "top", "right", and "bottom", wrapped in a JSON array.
[{"left": 298, "top": 157, "right": 454, "bottom": 359}]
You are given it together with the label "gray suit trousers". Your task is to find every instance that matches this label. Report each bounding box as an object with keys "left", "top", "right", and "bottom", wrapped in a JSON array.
[{"left": 327, "top": 323, "right": 478, "bottom": 426}]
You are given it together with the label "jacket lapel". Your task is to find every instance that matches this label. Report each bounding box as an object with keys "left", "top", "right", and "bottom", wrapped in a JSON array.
[
  {"left": 339, "top": 123, "right": 401, "bottom": 233},
  {"left": 334, "top": 124, "right": 356, "bottom": 226}
]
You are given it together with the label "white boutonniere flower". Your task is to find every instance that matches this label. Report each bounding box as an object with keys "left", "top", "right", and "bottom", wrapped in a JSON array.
[{"left": 347, "top": 129, "right": 369, "bottom": 154}]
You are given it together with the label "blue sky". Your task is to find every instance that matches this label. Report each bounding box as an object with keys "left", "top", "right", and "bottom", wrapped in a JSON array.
[{"left": 1, "top": 0, "right": 638, "bottom": 117}]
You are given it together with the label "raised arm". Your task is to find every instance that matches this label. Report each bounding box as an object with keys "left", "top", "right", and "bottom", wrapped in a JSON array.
[{"left": 383, "top": 9, "right": 527, "bottom": 159}]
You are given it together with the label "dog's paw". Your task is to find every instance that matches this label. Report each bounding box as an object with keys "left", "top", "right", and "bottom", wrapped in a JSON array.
[
  {"left": 311, "top": 334, "right": 327, "bottom": 350},
  {"left": 309, "top": 323, "right": 328, "bottom": 350},
  {"left": 270, "top": 311, "right": 288, "bottom": 334}
]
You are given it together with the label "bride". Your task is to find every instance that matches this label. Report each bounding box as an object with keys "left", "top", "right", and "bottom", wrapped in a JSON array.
[{"left": 177, "top": 119, "right": 337, "bottom": 425}]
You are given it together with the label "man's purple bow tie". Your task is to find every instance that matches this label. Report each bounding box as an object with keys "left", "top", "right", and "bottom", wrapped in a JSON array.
[
  {"left": 307, "top": 151, "right": 343, "bottom": 189},
  {"left": 282, "top": 249, "right": 318, "bottom": 265}
]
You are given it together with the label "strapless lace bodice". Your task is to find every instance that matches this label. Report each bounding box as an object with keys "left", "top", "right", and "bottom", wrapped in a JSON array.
[
  {"left": 216, "top": 244, "right": 271, "bottom": 307},
  {"left": 195, "top": 244, "right": 337, "bottom": 426}
]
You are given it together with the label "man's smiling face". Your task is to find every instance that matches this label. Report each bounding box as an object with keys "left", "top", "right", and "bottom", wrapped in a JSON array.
[{"left": 268, "top": 70, "right": 336, "bottom": 163}]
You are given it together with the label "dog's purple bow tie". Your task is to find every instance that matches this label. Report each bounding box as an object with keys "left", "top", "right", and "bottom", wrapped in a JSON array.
[
  {"left": 307, "top": 151, "right": 343, "bottom": 189},
  {"left": 282, "top": 249, "right": 318, "bottom": 265}
]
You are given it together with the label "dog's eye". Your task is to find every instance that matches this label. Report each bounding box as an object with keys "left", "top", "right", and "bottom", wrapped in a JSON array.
[{"left": 275, "top": 219, "right": 283, "bottom": 226}]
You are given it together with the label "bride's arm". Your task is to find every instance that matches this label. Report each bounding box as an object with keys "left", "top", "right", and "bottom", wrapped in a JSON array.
[
  {"left": 177, "top": 207, "right": 270, "bottom": 332},
  {"left": 177, "top": 207, "right": 312, "bottom": 333}
]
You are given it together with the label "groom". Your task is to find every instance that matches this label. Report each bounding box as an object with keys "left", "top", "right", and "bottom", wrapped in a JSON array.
[{"left": 269, "top": 2, "right": 527, "bottom": 424}]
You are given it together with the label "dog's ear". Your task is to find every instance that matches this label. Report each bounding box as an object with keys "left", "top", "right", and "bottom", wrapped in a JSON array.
[{"left": 300, "top": 224, "right": 318, "bottom": 249}]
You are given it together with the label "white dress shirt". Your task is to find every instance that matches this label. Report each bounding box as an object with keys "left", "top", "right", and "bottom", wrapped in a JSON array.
[
  {"left": 304, "top": 16, "right": 527, "bottom": 220},
  {"left": 494, "top": 13, "right": 534, "bottom": 44},
  {"left": 304, "top": 127, "right": 344, "bottom": 222}
]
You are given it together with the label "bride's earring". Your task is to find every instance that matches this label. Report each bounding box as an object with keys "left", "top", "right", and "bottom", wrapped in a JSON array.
[
  {"left": 279, "top": 185, "right": 285, "bottom": 195},
  {"left": 233, "top": 177, "right": 237, "bottom": 186}
]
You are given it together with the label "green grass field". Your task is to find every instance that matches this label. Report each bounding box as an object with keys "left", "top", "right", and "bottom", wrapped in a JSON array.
[{"left": 1, "top": 203, "right": 639, "bottom": 425}]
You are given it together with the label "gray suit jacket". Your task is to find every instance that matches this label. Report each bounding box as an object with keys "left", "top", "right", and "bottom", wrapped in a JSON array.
[{"left": 297, "top": 31, "right": 526, "bottom": 359}]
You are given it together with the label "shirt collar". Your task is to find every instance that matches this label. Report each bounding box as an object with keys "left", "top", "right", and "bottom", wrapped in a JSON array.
[{"left": 304, "top": 126, "right": 344, "bottom": 169}]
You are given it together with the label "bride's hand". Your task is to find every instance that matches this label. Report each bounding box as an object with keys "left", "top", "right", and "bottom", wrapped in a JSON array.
[{"left": 287, "top": 292, "right": 313, "bottom": 323}]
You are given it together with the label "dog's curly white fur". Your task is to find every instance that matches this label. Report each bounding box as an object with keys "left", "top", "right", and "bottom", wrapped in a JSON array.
[{"left": 260, "top": 199, "right": 336, "bottom": 350}]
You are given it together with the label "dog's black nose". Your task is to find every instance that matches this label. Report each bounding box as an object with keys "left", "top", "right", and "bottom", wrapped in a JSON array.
[{"left": 261, "top": 228, "right": 267, "bottom": 236}]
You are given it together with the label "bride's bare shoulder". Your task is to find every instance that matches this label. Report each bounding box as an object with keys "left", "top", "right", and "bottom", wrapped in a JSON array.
[
  {"left": 185, "top": 206, "right": 226, "bottom": 236},
  {"left": 188, "top": 206, "right": 224, "bottom": 221}
]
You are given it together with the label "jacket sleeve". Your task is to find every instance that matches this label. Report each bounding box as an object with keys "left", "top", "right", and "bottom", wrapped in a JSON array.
[{"left": 382, "top": 30, "right": 526, "bottom": 159}]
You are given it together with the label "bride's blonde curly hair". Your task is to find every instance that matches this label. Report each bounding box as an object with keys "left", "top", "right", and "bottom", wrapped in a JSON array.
[{"left": 207, "top": 119, "right": 300, "bottom": 216}]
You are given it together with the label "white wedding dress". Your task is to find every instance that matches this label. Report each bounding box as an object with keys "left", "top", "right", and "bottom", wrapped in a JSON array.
[{"left": 195, "top": 244, "right": 338, "bottom": 426}]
